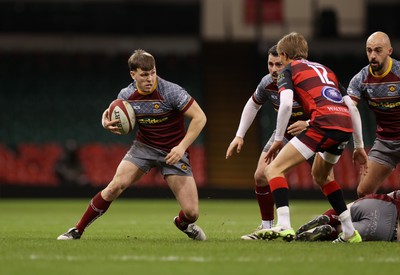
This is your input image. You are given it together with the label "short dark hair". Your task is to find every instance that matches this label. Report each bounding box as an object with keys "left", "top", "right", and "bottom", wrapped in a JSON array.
[
  {"left": 268, "top": 45, "right": 278, "bottom": 57},
  {"left": 128, "top": 49, "right": 156, "bottom": 71}
]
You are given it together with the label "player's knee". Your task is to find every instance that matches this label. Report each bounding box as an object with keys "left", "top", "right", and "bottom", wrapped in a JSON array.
[
  {"left": 356, "top": 186, "right": 369, "bottom": 198},
  {"left": 254, "top": 171, "right": 267, "bottom": 187},
  {"left": 104, "top": 177, "right": 130, "bottom": 199},
  {"left": 264, "top": 165, "right": 274, "bottom": 180},
  {"left": 356, "top": 180, "right": 378, "bottom": 198}
]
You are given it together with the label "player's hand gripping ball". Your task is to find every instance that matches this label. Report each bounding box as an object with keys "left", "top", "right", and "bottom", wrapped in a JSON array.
[{"left": 108, "top": 99, "right": 136, "bottom": 135}]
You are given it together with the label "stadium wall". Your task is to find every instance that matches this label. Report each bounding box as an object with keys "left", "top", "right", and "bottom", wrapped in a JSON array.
[{"left": 1, "top": 0, "right": 400, "bottom": 198}]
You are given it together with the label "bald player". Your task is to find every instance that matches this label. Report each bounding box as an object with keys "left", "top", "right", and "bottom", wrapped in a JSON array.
[{"left": 347, "top": 31, "right": 400, "bottom": 197}]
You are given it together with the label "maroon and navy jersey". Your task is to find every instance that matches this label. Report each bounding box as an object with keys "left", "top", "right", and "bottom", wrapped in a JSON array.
[
  {"left": 278, "top": 59, "right": 353, "bottom": 133},
  {"left": 118, "top": 76, "right": 194, "bottom": 152},
  {"left": 347, "top": 58, "right": 400, "bottom": 140},
  {"left": 254, "top": 74, "right": 308, "bottom": 139}
]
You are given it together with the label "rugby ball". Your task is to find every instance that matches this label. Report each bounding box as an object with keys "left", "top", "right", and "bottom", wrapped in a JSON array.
[{"left": 108, "top": 99, "right": 136, "bottom": 135}]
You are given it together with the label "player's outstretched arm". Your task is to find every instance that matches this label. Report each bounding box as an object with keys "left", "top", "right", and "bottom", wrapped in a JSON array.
[
  {"left": 226, "top": 98, "right": 262, "bottom": 160},
  {"left": 343, "top": 95, "right": 368, "bottom": 170},
  {"left": 226, "top": 136, "right": 244, "bottom": 159}
]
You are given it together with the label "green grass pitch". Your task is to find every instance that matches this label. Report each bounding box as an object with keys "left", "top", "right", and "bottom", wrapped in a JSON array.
[{"left": 1, "top": 198, "right": 399, "bottom": 275}]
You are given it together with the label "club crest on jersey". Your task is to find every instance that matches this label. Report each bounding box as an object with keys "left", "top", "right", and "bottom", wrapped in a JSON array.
[
  {"left": 153, "top": 102, "right": 163, "bottom": 113},
  {"left": 389, "top": 85, "right": 397, "bottom": 93},
  {"left": 321, "top": 86, "right": 343, "bottom": 103}
]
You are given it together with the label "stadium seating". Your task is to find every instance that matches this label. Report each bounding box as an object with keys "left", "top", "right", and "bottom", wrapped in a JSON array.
[
  {"left": 0, "top": 143, "right": 62, "bottom": 186},
  {"left": 0, "top": 142, "right": 207, "bottom": 188}
]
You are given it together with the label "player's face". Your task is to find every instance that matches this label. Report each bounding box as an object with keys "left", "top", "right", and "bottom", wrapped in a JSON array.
[
  {"left": 279, "top": 52, "right": 291, "bottom": 67},
  {"left": 131, "top": 67, "right": 157, "bottom": 93},
  {"left": 366, "top": 41, "right": 392, "bottom": 74},
  {"left": 267, "top": 55, "right": 283, "bottom": 83}
]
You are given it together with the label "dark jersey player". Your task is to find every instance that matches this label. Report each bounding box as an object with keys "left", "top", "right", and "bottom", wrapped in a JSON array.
[
  {"left": 57, "top": 49, "right": 207, "bottom": 241},
  {"left": 256, "top": 32, "right": 368, "bottom": 243}
]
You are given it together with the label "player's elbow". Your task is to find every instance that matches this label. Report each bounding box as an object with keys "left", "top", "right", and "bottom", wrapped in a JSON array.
[
  {"left": 283, "top": 103, "right": 292, "bottom": 113},
  {"left": 199, "top": 113, "right": 207, "bottom": 128},
  {"left": 279, "top": 102, "right": 292, "bottom": 115}
]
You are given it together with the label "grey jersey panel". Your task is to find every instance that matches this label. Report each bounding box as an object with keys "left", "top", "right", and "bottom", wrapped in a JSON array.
[{"left": 351, "top": 198, "right": 398, "bottom": 241}]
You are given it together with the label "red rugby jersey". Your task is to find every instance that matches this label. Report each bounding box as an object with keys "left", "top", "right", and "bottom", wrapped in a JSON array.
[{"left": 278, "top": 59, "right": 353, "bottom": 132}]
